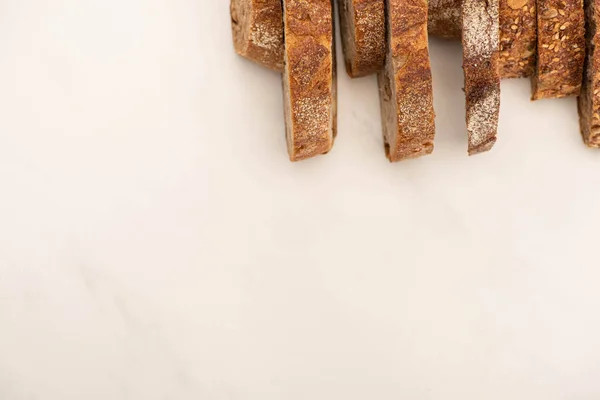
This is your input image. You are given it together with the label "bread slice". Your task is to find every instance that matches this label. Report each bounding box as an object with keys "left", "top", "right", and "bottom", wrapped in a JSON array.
[
  {"left": 230, "top": 0, "right": 284, "bottom": 71},
  {"left": 578, "top": 0, "right": 600, "bottom": 146},
  {"left": 282, "top": 0, "right": 337, "bottom": 161},
  {"left": 532, "top": 0, "right": 585, "bottom": 99},
  {"left": 499, "top": 0, "right": 537, "bottom": 78},
  {"left": 378, "top": 0, "right": 435, "bottom": 162},
  {"left": 428, "top": 0, "right": 462, "bottom": 39},
  {"left": 462, "top": 0, "right": 501, "bottom": 155},
  {"left": 338, "top": 0, "right": 456, "bottom": 77},
  {"left": 338, "top": 0, "right": 386, "bottom": 78}
]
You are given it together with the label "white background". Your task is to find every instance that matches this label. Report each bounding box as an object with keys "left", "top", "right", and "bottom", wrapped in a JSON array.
[{"left": 1, "top": 1, "right": 600, "bottom": 399}]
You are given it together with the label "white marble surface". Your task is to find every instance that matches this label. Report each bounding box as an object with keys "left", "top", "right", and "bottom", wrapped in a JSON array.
[{"left": 1, "top": 1, "right": 600, "bottom": 399}]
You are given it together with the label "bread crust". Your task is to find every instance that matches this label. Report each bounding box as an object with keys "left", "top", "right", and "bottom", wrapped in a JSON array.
[
  {"left": 462, "top": 0, "right": 501, "bottom": 155},
  {"left": 230, "top": 0, "right": 284, "bottom": 71},
  {"left": 283, "top": 0, "right": 336, "bottom": 161},
  {"left": 230, "top": 0, "right": 529, "bottom": 80},
  {"left": 338, "top": 0, "right": 386, "bottom": 78},
  {"left": 499, "top": 0, "right": 537, "bottom": 77},
  {"left": 428, "top": 0, "right": 537, "bottom": 78},
  {"left": 578, "top": 0, "right": 600, "bottom": 146},
  {"left": 378, "top": 0, "right": 435, "bottom": 162},
  {"left": 532, "top": 0, "right": 585, "bottom": 99},
  {"left": 429, "top": 0, "right": 462, "bottom": 38}
]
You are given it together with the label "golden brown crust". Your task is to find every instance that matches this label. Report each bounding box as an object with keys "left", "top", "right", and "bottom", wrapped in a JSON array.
[
  {"left": 578, "top": 0, "right": 600, "bottom": 146},
  {"left": 428, "top": 0, "right": 537, "bottom": 78},
  {"left": 283, "top": 0, "right": 336, "bottom": 161},
  {"left": 378, "top": 0, "right": 435, "bottom": 162},
  {"left": 532, "top": 0, "right": 585, "bottom": 99},
  {"left": 339, "top": 0, "right": 386, "bottom": 78},
  {"left": 499, "top": 0, "right": 537, "bottom": 77},
  {"left": 428, "top": 0, "right": 462, "bottom": 38},
  {"left": 462, "top": 0, "right": 501, "bottom": 155},
  {"left": 230, "top": 0, "right": 284, "bottom": 71}
]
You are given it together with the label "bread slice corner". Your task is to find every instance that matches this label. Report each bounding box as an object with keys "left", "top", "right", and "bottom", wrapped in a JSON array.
[{"left": 230, "top": 0, "right": 284, "bottom": 72}]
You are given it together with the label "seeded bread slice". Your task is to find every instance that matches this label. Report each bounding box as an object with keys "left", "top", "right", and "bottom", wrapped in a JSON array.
[
  {"left": 532, "top": 0, "right": 585, "bottom": 99},
  {"left": 378, "top": 0, "right": 435, "bottom": 162},
  {"left": 578, "top": 0, "right": 600, "bottom": 146},
  {"left": 499, "top": 0, "right": 537, "bottom": 77},
  {"left": 338, "top": 0, "right": 386, "bottom": 78},
  {"left": 230, "top": 0, "right": 284, "bottom": 71},
  {"left": 283, "top": 0, "right": 337, "bottom": 161},
  {"left": 462, "top": 0, "right": 501, "bottom": 155}
]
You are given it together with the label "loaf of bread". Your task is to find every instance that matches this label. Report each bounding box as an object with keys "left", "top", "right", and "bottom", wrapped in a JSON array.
[
  {"left": 462, "top": 0, "right": 501, "bottom": 155},
  {"left": 378, "top": 0, "right": 435, "bottom": 161},
  {"left": 578, "top": 0, "right": 600, "bottom": 146},
  {"left": 532, "top": 0, "right": 585, "bottom": 99},
  {"left": 428, "top": 0, "right": 462, "bottom": 39},
  {"left": 282, "top": 0, "right": 337, "bottom": 161},
  {"left": 499, "top": 0, "right": 537, "bottom": 78},
  {"left": 338, "top": 0, "right": 386, "bottom": 78},
  {"left": 230, "top": 0, "right": 285, "bottom": 71}
]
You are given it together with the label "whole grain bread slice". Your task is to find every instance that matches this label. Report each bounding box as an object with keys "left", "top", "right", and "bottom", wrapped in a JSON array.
[
  {"left": 282, "top": 0, "right": 337, "bottom": 161},
  {"left": 378, "top": 0, "right": 435, "bottom": 162},
  {"left": 499, "top": 0, "right": 537, "bottom": 78},
  {"left": 462, "top": 0, "right": 501, "bottom": 155},
  {"left": 339, "top": 0, "right": 386, "bottom": 78},
  {"left": 578, "top": 0, "right": 600, "bottom": 146},
  {"left": 532, "top": 0, "right": 585, "bottom": 99},
  {"left": 230, "top": 0, "right": 285, "bottom": 71}
]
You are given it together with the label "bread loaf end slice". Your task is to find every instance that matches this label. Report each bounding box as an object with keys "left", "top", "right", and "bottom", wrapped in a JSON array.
[
  {"left": 283, "top": 0, "right": 337, "bottom": 161},
  {"left": 231, "top": 0, "right": 285, "bottom": 71}
]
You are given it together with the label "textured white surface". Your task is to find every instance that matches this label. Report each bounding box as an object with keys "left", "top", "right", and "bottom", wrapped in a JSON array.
[{"left": 1, "top": 1, "right": 600, "bottom": 399}]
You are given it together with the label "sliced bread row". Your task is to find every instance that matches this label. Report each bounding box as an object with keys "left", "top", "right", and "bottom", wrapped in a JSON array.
[
  {"left": 230, "top": 0, "right": 586, "bottom": 88},
  {"left": 230, "top": 0, "right": 502, "bottom": 159}
]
